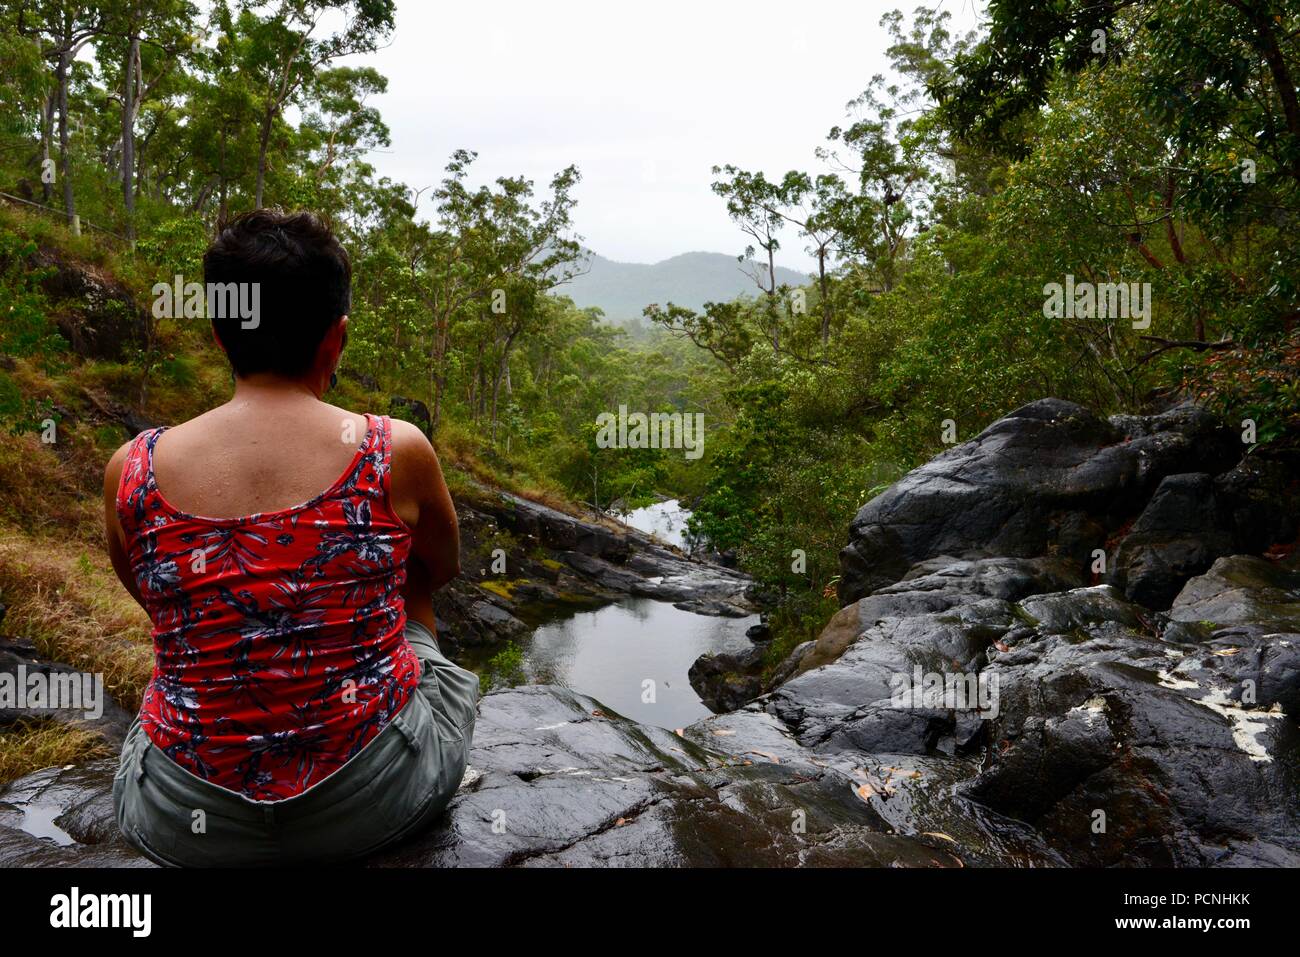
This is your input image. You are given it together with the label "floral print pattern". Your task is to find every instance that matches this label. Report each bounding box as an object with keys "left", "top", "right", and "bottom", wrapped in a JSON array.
[{"left": 116, "top": 414, "right": 419, "bottom": 801}]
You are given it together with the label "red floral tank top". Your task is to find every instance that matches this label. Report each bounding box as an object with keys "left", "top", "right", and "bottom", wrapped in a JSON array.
[{"left": 116, "top": 413, "right": 420, "bottom": 801}]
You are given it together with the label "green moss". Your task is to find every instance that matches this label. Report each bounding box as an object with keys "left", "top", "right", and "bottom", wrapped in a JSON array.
[{"left": 480, "top": 578, "right": 526, "bottom": 600}]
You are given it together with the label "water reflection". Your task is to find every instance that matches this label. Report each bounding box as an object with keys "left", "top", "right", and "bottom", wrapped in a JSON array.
[
  {"left": 525, "top": 597, "right": 757, "bottom": 728},
  {"left": 619, "top": 499, "right": 693, "bottom": 551}
]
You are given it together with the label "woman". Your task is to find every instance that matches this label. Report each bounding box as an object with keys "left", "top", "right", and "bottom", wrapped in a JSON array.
[{"left": 102, "top": 209, "right": 478, "bottom": 866}]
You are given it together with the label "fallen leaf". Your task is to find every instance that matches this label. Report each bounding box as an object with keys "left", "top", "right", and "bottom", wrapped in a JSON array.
[
  {"left": 1212, "top": 648, "right": 1241, "bottom": 656},
  {"left": 856, "top": 783, "right": 878, "bottom": 801},
  {"left": 711, "top": 728, "right": 736, "bottom": 736},
  {"left": 615, "top": 817, "right": 627, "bottom": 826},
  {"left": 922, "top": 831, "right": 957, "bottom": 844},
  {"left": 993, "top": 640, "right": 1010, "bottom": 653},
  {"left": 746, "top": 749, "right": 780, "bottom": 764}
]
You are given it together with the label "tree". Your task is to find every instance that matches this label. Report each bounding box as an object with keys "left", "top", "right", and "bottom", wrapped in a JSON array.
[
  {"left": 99, "top": 0, "right": 195, "bottom": 239},
  {"left": 17, "top": 0, "right": 106, "bottom": 223},
  {"left": 235, "top": 0, "right": 395, "bottom": 208},
  {"left": 418, "top": 150, "right": 582, "bottom": 430}
]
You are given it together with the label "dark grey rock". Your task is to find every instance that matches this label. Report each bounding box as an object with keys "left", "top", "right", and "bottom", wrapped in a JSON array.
[
  {"left": 1110, "top": 473, "right": 1235, "bottom": 609},
  {"left": 1214, "top": 457, "right": 1300, "bottom": 553},
  {"left": 2, "top": 686, "right": 1041, "bottom": 868},
  {"left": 0, "top": 637, "right": 135, "bottom": 747},
  {"left": 838, "top": 399, "right": 1238, "bottom": 605},
  {"left": 1169, "top": 555, "right": 1300, "bottom": 632},
  {"left": 33, "top": 250, "right": 148, "bottom": 361},
  {"left": 688, "top": 645, "right": 766, "bottom": 712}
]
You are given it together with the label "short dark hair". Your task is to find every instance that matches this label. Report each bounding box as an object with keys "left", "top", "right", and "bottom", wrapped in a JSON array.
[{"left": 203, "top": 209, "right": 351, "bottom": 377}]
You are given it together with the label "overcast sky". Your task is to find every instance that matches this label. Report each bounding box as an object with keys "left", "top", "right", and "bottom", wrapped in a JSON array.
[{"left": 358, "top": 0, "right": 987, "bottom": 273}]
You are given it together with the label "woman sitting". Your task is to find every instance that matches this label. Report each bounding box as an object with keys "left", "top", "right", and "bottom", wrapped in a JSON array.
[{"left": 103, "top": 209, "right": 478, "bottom": 866}]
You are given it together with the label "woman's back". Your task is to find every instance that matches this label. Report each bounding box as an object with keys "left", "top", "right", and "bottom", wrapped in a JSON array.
[
  {"left": 115, "top": 407, "right": 420, "bottom": 801},
  {"left": 105, "top": 210, "right": 471, "bottom": 864}
]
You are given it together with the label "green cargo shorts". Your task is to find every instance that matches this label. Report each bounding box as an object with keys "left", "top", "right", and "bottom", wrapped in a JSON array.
[{"left": 112, "top": 620, "right": 479, "bottom": 867}]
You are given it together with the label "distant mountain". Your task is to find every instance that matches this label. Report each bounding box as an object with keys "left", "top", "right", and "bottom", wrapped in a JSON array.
[{"left": 554, "top": 250, "right": 810, "bottom": 323}]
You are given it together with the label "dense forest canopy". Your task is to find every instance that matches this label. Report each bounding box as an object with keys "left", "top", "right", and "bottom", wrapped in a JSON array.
[{"left": 0, "top": 0, "right": 1296, "bottom": 647}]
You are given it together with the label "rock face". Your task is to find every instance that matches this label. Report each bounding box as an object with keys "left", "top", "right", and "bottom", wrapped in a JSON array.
[
  {"left": 688, "top": 645, "right": 766, "bottom": 713},
  {"left": 436, "top": 487, "right": 755, "bottom": 649},
  {"left": 30, "top": 249, "right": 149, "bottom": 362},
  {"left": 837, "top": 399, "right": 1250, "bottom": 607},
  {"left": 14, "top": 548, "right": 1294, "bottom": 868}
]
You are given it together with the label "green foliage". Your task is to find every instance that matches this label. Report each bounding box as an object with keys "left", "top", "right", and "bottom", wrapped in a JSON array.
[
  {"left": 0, "top": 229, "right": 64, "bottom": 371},
  {"left": 481, "top": 642, "right": 526, "bottom": 694}
]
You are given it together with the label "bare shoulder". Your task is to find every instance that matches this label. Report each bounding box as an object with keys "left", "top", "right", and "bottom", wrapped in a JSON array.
[{"left": 388, "top": 417, "right": 438, "bottom": 462}]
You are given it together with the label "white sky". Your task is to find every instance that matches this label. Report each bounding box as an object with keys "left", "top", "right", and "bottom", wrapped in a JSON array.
[{"left": 357, "top": 0, "right": 987, "bottom": 271}]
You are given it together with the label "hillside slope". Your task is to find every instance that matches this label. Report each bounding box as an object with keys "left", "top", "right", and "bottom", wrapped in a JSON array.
[{"left": 559, "top": 249, "right": 809, "bottom": 322}]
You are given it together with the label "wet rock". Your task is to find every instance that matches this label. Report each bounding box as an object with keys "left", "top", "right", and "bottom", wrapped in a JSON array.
[
  {"left": 801, "top": 556, "right": 1080, "bottom": 674},
  {"left": 1, "top": 686, "right": 1017, "bottom": 868},
  {"left": 1017, "top": 584, "right": 1146, "bottom": 634},
  {"left": 965, "top": 628, "right": 1300, "bottom": 866},
  {"left": 838, "top": 399, "right": 1238, "bottom": 605},
  {"left": 0, "top": 761, "right": 153, "bottom": 867},
  {"left": 1213, "top": 457, "right": 1300, "bottom": 553},
  {"left": 0, "top": 637, "right": 135, "bottom": 747},
  {"left": 8, "top": 561, "right": 1295, "bottom": 869},
  {"left": 689, "top": 645, "right": 766, "bottom": 712},
  {"left": 1110, "top": 473, "right": 1235, "bottom": 609},
  {"left": 1169, "top": 555, "right": 1300, "bottom": 632},
  {"left": 769, "top": 640, "right": 814, "bottom": 687},
  {"left": 463, "top": 599, "right": 529, "bottom": 641},
  {"left": 493, "top": 491, "right": 628, "bottom": 560},
  {"left": 672, "top": 597, "right": 750, "bottom": 617}
]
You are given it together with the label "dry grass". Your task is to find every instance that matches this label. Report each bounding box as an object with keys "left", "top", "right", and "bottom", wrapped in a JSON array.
[
  {"left": 0, "top": 426, "right": 103, "bottom": 539},
  {"left": 0, "top": 718, "right": 111, "bottom": 787},
  {"left": 0, "top": 530, "right": 152, "bottom": 711}
]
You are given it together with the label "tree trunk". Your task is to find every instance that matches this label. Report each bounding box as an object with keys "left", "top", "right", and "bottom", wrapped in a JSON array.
[
  {"left": 121, "top": 35, "right": 139, "bottom": 240},
  {"left": 255, "top": 107, "right": 273, "bottom": 207},
  {"left": 56, "top": 49, "right": 75, "bottom": 225},
  {"left": 818, "top": 247, "right": 830, "bottom": 345},
  {"left": 40, "top": 93, "right": 54, "bottom": 203},
  {"left": 218, "top": 126, "right": 229, "bottom": 221}
]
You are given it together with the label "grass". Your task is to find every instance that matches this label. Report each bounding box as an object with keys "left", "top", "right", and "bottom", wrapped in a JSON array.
[
  {"left": 0, "top": 530, "right": 153, "bottom": 711},
  {"left": 0, "top": 718, "right": 111, "bottom": 788}
]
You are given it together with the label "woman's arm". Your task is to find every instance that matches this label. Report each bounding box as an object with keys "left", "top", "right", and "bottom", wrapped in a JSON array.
[
  {"left": 388, "top": 419, "right": 460, "bottom": 633},
  {"left": 103, "top": 442, "right": 148, "bottom": 610}
]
